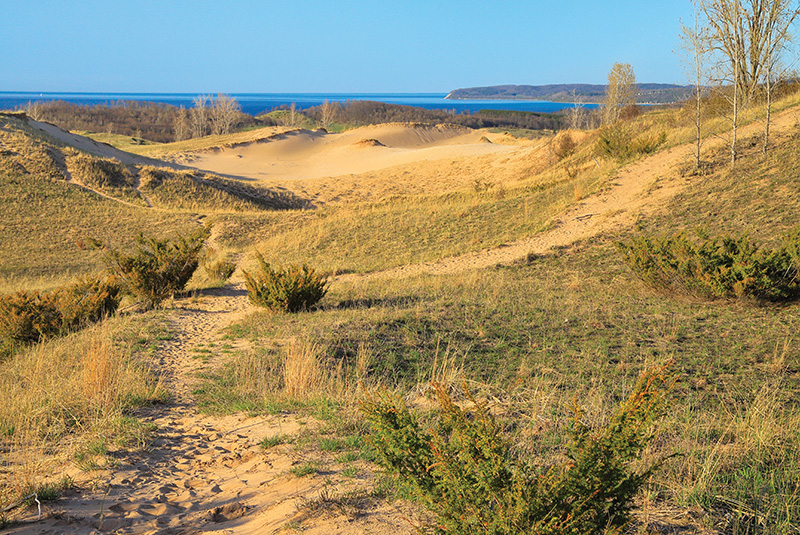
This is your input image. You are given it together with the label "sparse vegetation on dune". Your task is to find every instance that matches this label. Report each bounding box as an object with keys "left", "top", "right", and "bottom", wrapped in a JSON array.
[{"left": 4, "top": 83, "right": 800, "bottom": 532}]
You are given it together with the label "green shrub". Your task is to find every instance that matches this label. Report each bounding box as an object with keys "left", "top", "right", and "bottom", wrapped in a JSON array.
[
  {"left": 55, "top": 275, "right": 122, "bottom": 330},
  {"left": 597, "top": 124, "right": 666, "bottom": 161},
  {"left": 94, "top": 228, "right": 209, "bottom": 309},
  {"left": 0, "top": 276, "right": 121, "bottom": 354},
  {"left": 360, "top": 366, "right": 674, "bottom": 535},
  {"left": 242, "top": 252, "right": 328, "bottom": 312},
  {"left": 617, "top": 229, "right": 800, "bottom": 301}
]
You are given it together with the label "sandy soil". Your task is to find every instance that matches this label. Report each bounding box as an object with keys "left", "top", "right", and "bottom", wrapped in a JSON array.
[
  {"left": 7, "top": 284, "right": 416, "bottom": 534},
  {"left": 175, "top": 123, "right": 512, "bottom": 182}
]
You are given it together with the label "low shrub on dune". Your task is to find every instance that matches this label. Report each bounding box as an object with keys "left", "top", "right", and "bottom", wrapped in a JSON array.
[
  {"left": 242, "top": 252, "right": 328, "bottom": 313},
  {"left": 361, "top": 365, "right": 675, "bottom": 535},
  {"left": 92, "top": 227, "right": 209, "bottom": 309},
  {"left": 0, "top": 275, "right": 121, "bottom": 355},
  {"left": 617, "top": 228, "right": 800, "bottom": 302}
]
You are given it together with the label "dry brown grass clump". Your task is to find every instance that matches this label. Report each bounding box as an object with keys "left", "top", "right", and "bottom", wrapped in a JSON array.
[
  {"left": 137, "top": 165, "right": 307, "bottom": 211},
  {"left": 0, "top": 322, "right": 165, "bottom": 508}
]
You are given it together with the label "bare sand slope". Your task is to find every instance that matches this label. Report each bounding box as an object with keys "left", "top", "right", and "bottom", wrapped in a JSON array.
[
  {"left": 28, "top": 120, "right": 179, "bottom": 168},
  {"left": 179, "top": 123, "right": 516, "bottom": 183}
]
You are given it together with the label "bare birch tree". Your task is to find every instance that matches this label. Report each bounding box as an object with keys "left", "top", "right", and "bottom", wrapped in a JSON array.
[
  {"left": 680, "top": 1, "right": 713, "bottom": 170},
  {"left": 319, "top": 99, "right": 339, "bottom": 130},
  {"left": 210, "top": 94, "right": 241, "bottom": 136},
  {"left": 759, "top": 1, "right": 799, "bottom": 153},
  {"left": 24, "top": 101, "right": 45, "bottom": 121},
  {"left": 700, "top": 0, "right": 799, "bottom": 162},
  {"left": 173, "top": 105, "right": 190, "bottom": 141},
  {"left": 601, "top": 63, "right": 637, "bottom": 125},
  {"left": 190, "top": 94, "right": 210, "bottom": 138},
  {"left": 569, "top": 90, "right": 587, "bottom": 129}
]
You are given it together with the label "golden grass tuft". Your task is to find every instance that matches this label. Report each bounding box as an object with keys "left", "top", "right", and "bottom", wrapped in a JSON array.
[
  {"left": 282, "top": 339, "right": 326, "bottom": 400},
  {"left": 81, "top": 334, "right": 115, "bottom": 405}
]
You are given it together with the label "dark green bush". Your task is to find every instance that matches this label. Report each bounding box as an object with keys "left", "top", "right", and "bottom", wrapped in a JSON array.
[
  {"left": 597, "top": 124, "right": 666, "bottom": 161},
  {"left": 0, "top": 276, "right": 121, "bottom": 355},
  {"left": 56, "top": 276, "right": 122, "bottom": 329},
  {"left": 617, "top": 229, "right": 800, "bottom": 301},
  {"left": 242, "top": 252, "right": 327, "bottom": 312},
  {"left": 95, "top": 228, "right": 209, "bottom": 309},
  {"left": 361, "top": 366, "right": 674, "bottom": 535}
]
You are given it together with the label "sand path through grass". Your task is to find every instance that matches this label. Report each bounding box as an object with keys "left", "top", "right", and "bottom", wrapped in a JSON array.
[
  {"left": 8, "top": 285, "right": 405, "bottom": 534},
  {"left": 335, "top": 106, "right": 800, "bottom": 284}
]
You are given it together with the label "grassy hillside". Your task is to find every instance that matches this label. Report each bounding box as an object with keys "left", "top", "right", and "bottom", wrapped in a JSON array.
[
  {"left": 201, "top": 99, "right": 800, "bottom": 532},
  {"left": 0, "top": 113, "right": 307, "bottom": 289}
]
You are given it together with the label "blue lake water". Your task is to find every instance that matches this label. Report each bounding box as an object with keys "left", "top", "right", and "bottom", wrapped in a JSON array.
[{"left": 0, "top": 92, "right": 597, "bottom": 116}]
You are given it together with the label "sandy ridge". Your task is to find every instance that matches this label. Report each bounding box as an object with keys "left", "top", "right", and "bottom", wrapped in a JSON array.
[{"left": 336, "top": 107, "right": 800, "bottom": 284}]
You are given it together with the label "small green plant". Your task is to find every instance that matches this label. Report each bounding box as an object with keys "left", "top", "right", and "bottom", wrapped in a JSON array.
[
  {"left": 290, "top": 461, "right": 321, "bottom": 477},
  {"left": 361, "top": 365, "right": 674, "bottom": 535},
  {"left": 242, "top": 252, "right": 328, "bottom": 313},
  {"left": 260, "top": 434, "right": 291, "bottom": 449},
  {"left": 617, "top": 228, "right": 800, "bottom": 301},
  {"left": 93, "top": 228, "right": 209, "bottom": 309}
]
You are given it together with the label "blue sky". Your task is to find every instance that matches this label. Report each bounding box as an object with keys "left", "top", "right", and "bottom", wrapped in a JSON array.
[{"left": 3, "top": 1, "right": 696, "bottom": 93}]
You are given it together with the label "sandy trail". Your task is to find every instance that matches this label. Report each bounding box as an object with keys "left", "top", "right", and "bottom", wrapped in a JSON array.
[{"left": 9, "top": 285, "right": 413, "bottom": 534}]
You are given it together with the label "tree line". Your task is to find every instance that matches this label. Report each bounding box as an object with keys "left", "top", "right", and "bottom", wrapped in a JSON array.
[
  {"left": 24, "top": 95, "right": 257, "bottom": 143},
  {"left": 303, "top": 100, "right": 564, "bottom": 131}
]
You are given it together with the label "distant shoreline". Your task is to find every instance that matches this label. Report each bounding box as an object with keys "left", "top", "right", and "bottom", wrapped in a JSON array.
[{"left": 0, "top": 92, "right": 599, "bottom": 116}]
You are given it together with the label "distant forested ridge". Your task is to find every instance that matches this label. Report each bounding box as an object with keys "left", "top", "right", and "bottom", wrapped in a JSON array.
[
  {"left": 446, "top": 84, "right": 694, "bottom": 104},
  {"left": 304, "top": 100, "right": 564, "bottom": 131}
]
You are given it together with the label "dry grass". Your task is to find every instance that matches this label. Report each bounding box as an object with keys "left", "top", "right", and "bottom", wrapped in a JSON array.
[
  {"left": 126, "top": 125, "right": 296, "bottom": 157},
  {"left": 282, "top": 339, "right": 329, "bottom": 400},
  {"left": 138, "top": 165, "right": 306, "bottom": 211},
  {"left": 0, "top": 320, "right": 166, "bottom": 509}
]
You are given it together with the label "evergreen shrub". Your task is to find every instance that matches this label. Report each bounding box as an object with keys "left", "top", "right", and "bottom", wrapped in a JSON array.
[
  {"left": 597, "top": 124, "right": 666, "bottom": 161},
  {"left": 360, "top": 366, "right": 675, "bottom": 535},
  {"left": 242, "top": 252, "right": 327, "bottom": 313},
  {"left": 617, "top": 229, "right": 800, "bottom": 301},
  {"left": 0, "top": 276, "right": 121, "bottom": 355},
  {"left": 94, "top": 228, "right": 209, "bottom": 309}
]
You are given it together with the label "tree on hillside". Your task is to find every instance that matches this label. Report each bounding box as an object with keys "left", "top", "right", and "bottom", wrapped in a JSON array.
[
  {"left": 210, "top": 94, "right": 241, "bottom": 136},
  {"left": 173, "top": 105, "right": 190, "bottom": 141},
  {"left": 758, "top": 0, "right": 799, "bottom": 153},
  {"left": 700, "top": 0, "right": 800, "bottom": 162},
  {"left": 601, "top": 63, "right": 637, "bottom": 125},
  {"left": 680, "top": 0, "right": 713, "bottom": 171},
  {"left": 569, "top": 89, "right": 588, "bottom": 129}
]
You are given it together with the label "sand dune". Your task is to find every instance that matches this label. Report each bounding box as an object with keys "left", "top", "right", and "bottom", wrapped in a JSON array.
[{"left": 177, "top": 123, "right": 517, "bottom": 183}]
